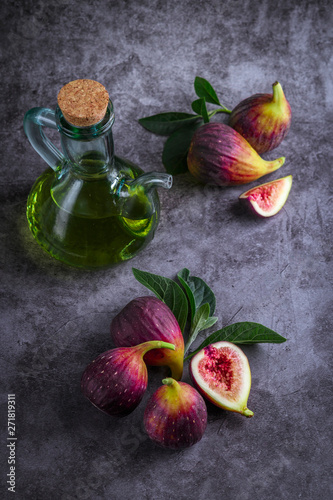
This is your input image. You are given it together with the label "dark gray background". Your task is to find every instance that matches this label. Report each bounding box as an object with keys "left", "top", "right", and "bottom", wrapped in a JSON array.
[{"left": 1, "top": 0, "right": 332, "bottom": 499}]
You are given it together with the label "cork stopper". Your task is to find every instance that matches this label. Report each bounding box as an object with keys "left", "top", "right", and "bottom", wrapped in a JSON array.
[{"left": 57, "top": 79, "right": 109, "bottom": 127}]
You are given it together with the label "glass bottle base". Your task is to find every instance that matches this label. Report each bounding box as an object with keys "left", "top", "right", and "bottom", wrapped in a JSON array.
[{"left": 26, "top": 167, "right": 159, "bottom": 269}]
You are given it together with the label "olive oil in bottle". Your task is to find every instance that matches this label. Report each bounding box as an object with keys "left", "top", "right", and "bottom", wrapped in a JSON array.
[{"left": 24, "top": 79, "right": 172, "bottom": 269}]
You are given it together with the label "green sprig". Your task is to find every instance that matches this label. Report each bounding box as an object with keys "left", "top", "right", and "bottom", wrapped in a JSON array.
[
  {"left": 138, "top": 76, "right": 231, "bottom": 175},
  {"left": 133, "top": 267, "right": 287, "bottom": 362}
]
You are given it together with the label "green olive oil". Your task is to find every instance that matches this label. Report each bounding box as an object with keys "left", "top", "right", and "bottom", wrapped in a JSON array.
[{"left": 27, "top": 166, "right": 158, "bottom": 269}]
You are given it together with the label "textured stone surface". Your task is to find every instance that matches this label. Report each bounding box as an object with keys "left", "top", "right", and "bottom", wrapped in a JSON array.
[{"left": 1, "top": 0, "right": 332, "bottom": 498}]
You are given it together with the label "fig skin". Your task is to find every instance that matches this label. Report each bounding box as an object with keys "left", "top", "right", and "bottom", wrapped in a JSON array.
[
  {"left": 144, "top": 378, "right": 208, "bottom": 449},
  {"left": 110, "top": 296, "right": 184, "bottom": 381},
  {"left": 239, "top": 174, "right": 292, "bottom": 218},
  {"left": 187, "top": 122, "right": 285, "bottom": 186},
  {"left": 190, "top": 341, "right": 253, "bottom": 418},
  {"left": 81, "top": 340, "right": 175, "bottom": 417},
  {"left": 229, "top": 81, "right": 292, "bottom": 154}
]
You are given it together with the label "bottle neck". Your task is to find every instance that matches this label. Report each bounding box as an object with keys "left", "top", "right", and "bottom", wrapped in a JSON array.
[{"left": 55, "top": 101, "right": 117, "bottom": 178}]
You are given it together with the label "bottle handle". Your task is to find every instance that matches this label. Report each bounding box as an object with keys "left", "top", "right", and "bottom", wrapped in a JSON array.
[{"left": 23, "top": 107, "right": 65, "bottom": 171}]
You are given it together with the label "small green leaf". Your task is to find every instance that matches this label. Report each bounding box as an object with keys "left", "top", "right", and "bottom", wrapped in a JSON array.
[
  {"left": 185, "top": 322, "right": 287, "bottom": 359},
  {"left": 132, "top": 268, "right": 188, "bottom": 333},
  {"left": 201, "top": 316, "right": 218, "bottom": 330},
  {"left": 177, "top": 268, "right": 216, "bottom": 320},
  {"left": 162, "top": 122, "right": 202, "bottom": 175},
  {"left": 194, "top": 76, "right": 221, "bottom": 106},
  {"left": 191, "top": 97, "right": 209, "bottom": 123},
  {"left": 184, "top": 303, "right": 210, "bottom": 355},
  {"left": 138, "top": 112, "right": 199, "bottom": 136},
  {"left": 177, "top": 272, "right": 196, "bottom": 320}
]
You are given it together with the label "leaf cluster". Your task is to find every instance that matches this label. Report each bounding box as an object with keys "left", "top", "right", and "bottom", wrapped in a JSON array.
[
  {"left": 132, "top": 267, "right": 287, "bottom": 360},
  {"left": 138, "top": 77, "right": 231, "bottom": 175}
]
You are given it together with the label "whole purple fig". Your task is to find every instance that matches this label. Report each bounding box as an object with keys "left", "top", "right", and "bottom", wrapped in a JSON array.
[
  {"left": 229, "top": 82, "right": 292, "bottom": 154},
  {"left": 81, "top": 340, "right": 175, "bottom": 417},
  {"left": 110, "top": 296, "right": 184, "bottom": 381},
  {"left": 144, "top": 378, "right": 208, "bottom": 449},
  {"left": 187, "top": 122, "right": 285, "bottom": 186}
]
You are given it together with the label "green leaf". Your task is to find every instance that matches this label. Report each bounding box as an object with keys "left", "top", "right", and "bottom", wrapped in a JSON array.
[
  {"left": 185, "top": 322, "right": 287, "bottom": 359},
  {"left": 194, "top": 76, "right": 221, "bottom": 106},
  {"left": 162, "top": 121, "right": 202, "bottom": 175},
  {"left": 201, "top": 316, "right": 218, "bottom": 330},
  {"left": 132, "top": 268, "right": 188, "bottom": 333},
  {"left": 177, "top": 268, "right": 216, "bottom": 320},
  {"left": 138, "top": 112, "right": 200, "bottom": 136},
  {"left": 191, "top": 97, "right": 209, "bottom": 123},
  {"left": 184, "top": 303, "right": 210, "bottom": 355},
  {"left": 177, "top": 272, "right": 196, "bottom": 321}
]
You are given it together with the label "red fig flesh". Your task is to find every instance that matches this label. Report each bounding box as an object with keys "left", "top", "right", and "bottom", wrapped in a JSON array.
[
  {"left": 144, "top": 378, "right": 208, "bottom": 449},
  {"left": 110, "top": 296, "right": 184, "bottom": 380},
  {"left": 239, "top": 175, "right": 292, "bottom": 217},
  {"left": 81, "top": 340, "right": 175, "bottom": 417},
  {"left": 229, "top": 82, "right": 292, "bottom": 154},
  {"left": 187, "top": 123, "right": 285, "bottom": 186},
  {"left": 190, "top": 342, "right": 253, "bottom": 417}
]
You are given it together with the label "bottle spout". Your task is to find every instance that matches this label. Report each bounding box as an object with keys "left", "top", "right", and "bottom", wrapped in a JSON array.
[
  {"left": 129, "top": 171, "right": 173, "bottom": 192},
  {"left": 117, "top": 172, "right": 173, "bottom": 220}
]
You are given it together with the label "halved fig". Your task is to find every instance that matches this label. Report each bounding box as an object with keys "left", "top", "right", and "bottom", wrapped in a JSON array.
[
  {"left": 239, "top": 174, "right": 292, "bottom": 217},
  {"left": 190, "top": 341, "right": 253, "bottom": 417}
]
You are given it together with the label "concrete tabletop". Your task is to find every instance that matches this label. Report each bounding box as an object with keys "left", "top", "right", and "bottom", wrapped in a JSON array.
[{"left": 1, "top": 0, "right": 332, "bottom": 499}]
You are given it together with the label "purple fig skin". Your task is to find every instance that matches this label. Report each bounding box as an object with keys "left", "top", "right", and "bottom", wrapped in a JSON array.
[
  {"left": 144, "top": 378, "right": 208, "bottom": 450},
  {"left": 187, "top": 122, "right": 285, "bottom": 186},
  {"left": 110, "top": 296, "right": 184, "bottom": 381},
  {"left": 229, "top": 82, "right": 292, "bottom": 154},
  {"left": 81, "top": 340, "right": 175, "bottom": 417}
]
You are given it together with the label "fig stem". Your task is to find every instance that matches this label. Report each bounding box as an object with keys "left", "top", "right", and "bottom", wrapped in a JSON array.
[
  {"left": 266, "top": 156, "right": 285, "bottom": 173},
  {"left": 162, "top": 377, "right": 179, "bottom": 390},
  {"left": 137, "top": 341, "right": 175, "bottom": 356},
  {"left": 243, "top": 408, "right": 254, "bottom": 418},
  {"left": 272, "top": 81, "right": 285, "bottom": 105}
]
